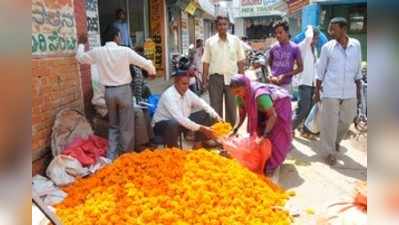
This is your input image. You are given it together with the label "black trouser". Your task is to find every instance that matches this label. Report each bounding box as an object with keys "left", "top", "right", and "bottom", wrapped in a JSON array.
[
  {"left": 153, "top": 111, "right": 215, "bottom": 147},
  {"left": 293, "top": 85, "right": 315, "bottom": 131}
]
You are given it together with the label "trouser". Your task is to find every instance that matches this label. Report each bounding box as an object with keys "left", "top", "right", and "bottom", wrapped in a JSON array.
[
  {"left": 153, "top": 111, "right": 215, "bottom": 148},
  {"left": 293, "top": 85, "right": 315, "bottom": 130},
  {"left": 320, "top": 98, "right": 356, "bottom": 156},
  {"left": 134, "top": 108, "right": 153, "bottom": 149},
  {"left": 208, "top": 74, "right": 236, "bottom": 125},
  {"left": 104, "top": 85, "right": 135, "bottom": 160}
]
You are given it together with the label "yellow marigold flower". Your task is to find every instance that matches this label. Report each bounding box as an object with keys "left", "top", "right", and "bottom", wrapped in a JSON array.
[
  {"left": 55, "top": 149, "right": 292, "bottom": 225},
  {"left": 211, "top": 122, "right": 233, "bottom": 138}
]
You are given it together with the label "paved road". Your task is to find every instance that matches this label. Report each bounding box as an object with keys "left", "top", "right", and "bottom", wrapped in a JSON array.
[{"left": 282, "top": 129, "right": 366, "bottom": 224}]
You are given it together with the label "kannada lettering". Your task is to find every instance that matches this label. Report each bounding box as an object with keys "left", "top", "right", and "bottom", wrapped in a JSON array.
[{"left": 32, "top": 0, "right": 77, "bottom": 55}]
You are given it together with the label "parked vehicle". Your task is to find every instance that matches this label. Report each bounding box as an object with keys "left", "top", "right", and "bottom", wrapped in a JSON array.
[
  {"left": 354, "top": 62, "right": 367, "bottom": 132},
  {"left": 248, "top": 50, "right": 269, "bottom": 83},
  {"left": 171, "top": 54, "right": 205, "bottom": 96}
]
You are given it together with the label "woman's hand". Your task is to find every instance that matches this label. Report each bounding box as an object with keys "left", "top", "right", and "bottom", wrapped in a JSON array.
[{"left": 270, "top": 76, "right": 280, "bottom": 85}]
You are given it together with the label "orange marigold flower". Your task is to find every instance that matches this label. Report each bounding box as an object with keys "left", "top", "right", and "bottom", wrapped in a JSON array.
[{"left": 55, "top": 149, "right": 292, "bottom": 225}]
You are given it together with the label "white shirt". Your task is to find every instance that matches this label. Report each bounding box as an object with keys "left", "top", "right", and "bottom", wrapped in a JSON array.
[
  {"left": 297, "top": 26, "right": 317, "bottom": 86},
  {"left": 193, "top": 47, "right": 204, "bottom": 74},
  {"left": 202, "top": 33, "right": 246, "bottom": 84},
  {"left": 76, "top": 42, "right": 155, "bottom": 86},
  {"left": 316, "top": 38, "right": 362, "bottom": 99},
  {"left": 152, "top": 85, "right": 220, "bottom": 131}
]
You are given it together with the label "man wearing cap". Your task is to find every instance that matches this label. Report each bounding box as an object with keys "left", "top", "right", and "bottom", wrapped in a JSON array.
[
  {"left": 152, "top": 69, "right": 222, "bottom": 148},
  {"left": 315, "top": 17, "right": 362, "bottom": 166}
]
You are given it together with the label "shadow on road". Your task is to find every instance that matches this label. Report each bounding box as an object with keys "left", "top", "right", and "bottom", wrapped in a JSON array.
[
  {"left": 279, "top": 163, "right": 305, "bottom": 189},
  {"left": 290, "top": 136, "right": 366, "bottom": 181}
]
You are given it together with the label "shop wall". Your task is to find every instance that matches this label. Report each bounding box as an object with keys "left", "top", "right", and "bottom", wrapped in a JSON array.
[
  {"left": 181, "top": 11, "right": 190, "bottom": 55},
  {"left": 149, "top": 0, "right": 167, "bottom": 76},
  {"left": 234, "top": 18, "right": 245, "bottom": 38},
  {"left": 166, "top": 5, "right": 181, "bottom": 75},
  {"left": 32, "top": 0, "right": 89, "bottom": 175},
  {"left": 194, "top": 17, "right": 204, "bottom": 42},
  {"left": 288, "top": 11, "right": 302, "bottom": 37},
  {"left": 203, "top": 19, "right": 213, "bottom": 40}
]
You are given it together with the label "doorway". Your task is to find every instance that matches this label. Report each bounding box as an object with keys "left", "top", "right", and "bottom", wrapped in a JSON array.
[{"left": 97, "top": 0, "right": 149, "bottom": 47}]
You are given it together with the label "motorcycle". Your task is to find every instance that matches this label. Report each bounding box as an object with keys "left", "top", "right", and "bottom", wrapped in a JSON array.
[
  {"left": 247, "top": 50, "right": 269, "bottom": 83},
  {"left": 171, "top": 54, "right": 205, "bottom": 96},
  {"left": 354, "top": 62, "right": 367, "bottom": 132}
]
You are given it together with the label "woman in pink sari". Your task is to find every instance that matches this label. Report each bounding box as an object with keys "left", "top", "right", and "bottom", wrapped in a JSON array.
[{"left": 230, "top": 74, "right": 293, "bottom": 175}]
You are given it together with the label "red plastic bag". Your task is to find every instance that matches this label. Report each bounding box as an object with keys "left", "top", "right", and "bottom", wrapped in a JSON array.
[
  {"left": 223, "top": 136, "right": 272, "bottom": 174},
  {"left": 63, "top": 135, "right": 107, "bottom": 166}
]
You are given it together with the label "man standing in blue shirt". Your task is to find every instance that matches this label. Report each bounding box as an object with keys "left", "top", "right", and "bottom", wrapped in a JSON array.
[
  {"left": 113, "top": 9, "right": 132, "bottom": 47},
  {"left": 315, "top": 17, "right": 362, "bottom": 166}
]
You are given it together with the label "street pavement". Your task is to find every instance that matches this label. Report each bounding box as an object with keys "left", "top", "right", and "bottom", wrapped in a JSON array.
[{"left": 282, "top": 128, "right": 366, "bottom": 224}]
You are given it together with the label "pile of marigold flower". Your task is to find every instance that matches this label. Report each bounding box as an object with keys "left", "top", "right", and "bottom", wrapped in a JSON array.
[
  {"left": 211, "top": 122, "right": 233, "bottom": 138},
  {"left": 55, "top": 148, "right": 293, "bottom": 225}
]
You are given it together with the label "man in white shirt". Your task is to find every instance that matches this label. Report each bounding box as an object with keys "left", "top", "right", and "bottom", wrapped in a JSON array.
[
  {"left": 152, "top": 69, "right": 222, "bottom": 148},
  {"left": 315, "top": 17, "right": 362, "bottom": 166},
  {"left": 202, "top": 16, "right": 246, "bottom": 126},
  {"left": 76, "top": 26, "right": 156, "bottom": 160},
  {"left": 192, "top": 39, "right": 204, "bottom": 74},
  {"left": 292, "top": 26, "right": 320, "bottom": 134}
]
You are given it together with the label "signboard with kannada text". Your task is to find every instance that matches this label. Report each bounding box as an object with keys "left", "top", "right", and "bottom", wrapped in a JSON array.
[{"left": 32, "top": 0, "right": 77, "bottom": 56}]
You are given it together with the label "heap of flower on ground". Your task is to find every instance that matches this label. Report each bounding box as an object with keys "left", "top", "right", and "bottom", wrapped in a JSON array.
[{"left": 55, "top": 148, "right": 293, "bottom": 225}]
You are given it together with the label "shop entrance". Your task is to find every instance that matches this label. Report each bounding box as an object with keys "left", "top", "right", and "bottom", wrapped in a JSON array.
[{"left": 98, "top": 0, "right": 150, "bottom": 47}]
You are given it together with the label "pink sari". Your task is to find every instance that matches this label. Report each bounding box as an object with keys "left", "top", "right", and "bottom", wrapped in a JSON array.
[{"left": 232, "top": 74, "right": 293, "bottom": 172}]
